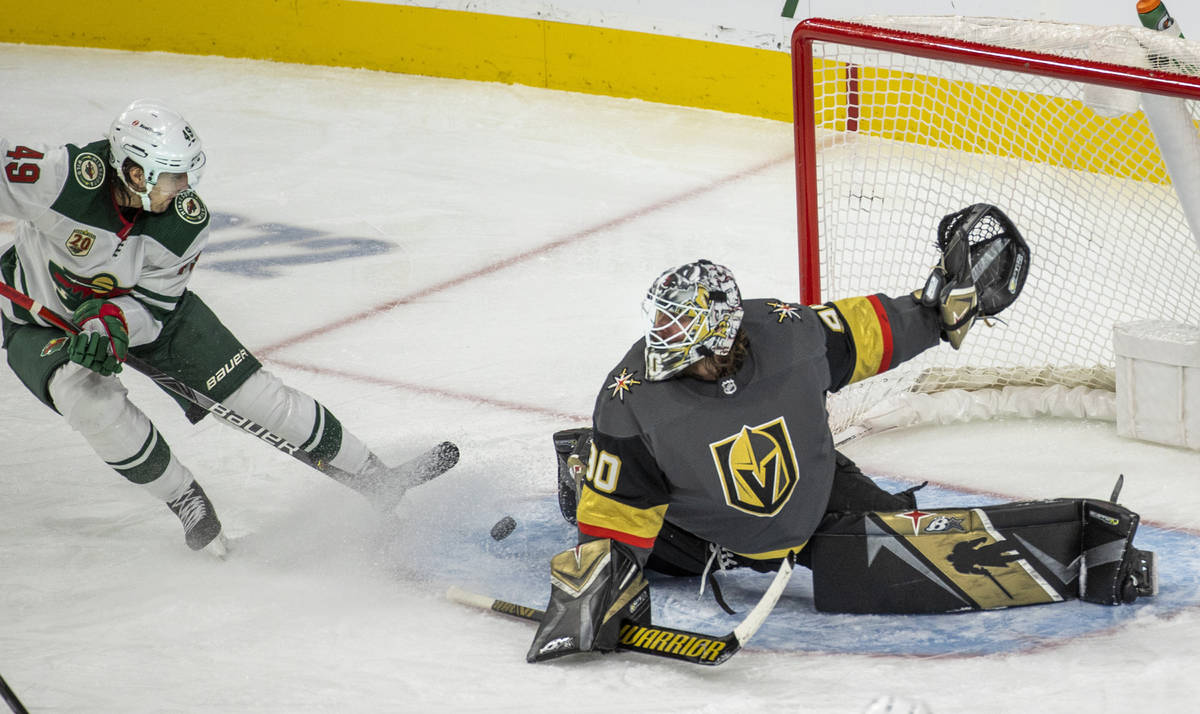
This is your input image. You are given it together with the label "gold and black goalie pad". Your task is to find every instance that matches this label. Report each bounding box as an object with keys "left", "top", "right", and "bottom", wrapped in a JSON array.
[
  {"left": 808, "top": 499, "right": 1102, "bottom": 614},
  {"left": 527, "top": 539, "right": 651, "bottom": 663}
]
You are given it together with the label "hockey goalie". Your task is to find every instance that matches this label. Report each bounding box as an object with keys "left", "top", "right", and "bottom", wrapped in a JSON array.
[{"left": 529, "top": 204, "right": 1157, "bottom": 662}]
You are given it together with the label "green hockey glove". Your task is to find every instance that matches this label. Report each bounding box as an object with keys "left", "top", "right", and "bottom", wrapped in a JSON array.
[{"left": 67, "top": 299, "right": 129, "bottom": 376}]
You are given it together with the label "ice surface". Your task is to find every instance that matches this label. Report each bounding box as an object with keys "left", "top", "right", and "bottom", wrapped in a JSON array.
[{"left": 1, "top": 43, "right": 1198, "bottom": 714}]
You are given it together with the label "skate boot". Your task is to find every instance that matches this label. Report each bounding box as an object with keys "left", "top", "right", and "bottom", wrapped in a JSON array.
[
  {"left": 166, "top": 480, "right": 224, "bottom": 554},
  {"left": 333, "top": 441, "right": 460, "bottom": 510},
  {"left": 1120, "top": 548, "right": 1158, "bottom": 604}
]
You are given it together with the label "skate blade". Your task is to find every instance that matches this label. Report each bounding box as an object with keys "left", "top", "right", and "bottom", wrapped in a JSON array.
[
  {"left": 203, "top": 531, "right": 230, "bottom": 560},
  {"left": 1146, "top": 551, "right": 1159, "bottom": 597}
]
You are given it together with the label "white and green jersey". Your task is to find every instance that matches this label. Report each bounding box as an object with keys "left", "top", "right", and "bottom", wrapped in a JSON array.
[{"left": 0, "top": 137, "right": 210, "bottom": 346}]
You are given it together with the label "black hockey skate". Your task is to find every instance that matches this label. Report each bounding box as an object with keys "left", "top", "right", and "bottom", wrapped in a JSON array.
[
  {"left": 166, "top": 480, "right": 224, "bottom": 553},
  {"left": 1120, "top": 548, "right": 1158, "bottom": 604}
]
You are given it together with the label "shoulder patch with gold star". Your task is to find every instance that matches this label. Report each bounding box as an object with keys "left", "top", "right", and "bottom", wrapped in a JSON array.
[
  {"left": 606, "top": 367, "right": 642, "bottom": 401},
  {"left": 766, "top": 300, "right": 803, "bottom": 323}
]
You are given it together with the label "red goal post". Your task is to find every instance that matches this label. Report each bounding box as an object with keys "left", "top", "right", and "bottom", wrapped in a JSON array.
[{"left": 789, "top": 17, "right": 1200, "bottom": 437}]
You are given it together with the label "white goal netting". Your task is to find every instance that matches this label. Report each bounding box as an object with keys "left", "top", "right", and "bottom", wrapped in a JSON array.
[{"left": 793, "top": 16, "right": 1200, "bottom": 437}]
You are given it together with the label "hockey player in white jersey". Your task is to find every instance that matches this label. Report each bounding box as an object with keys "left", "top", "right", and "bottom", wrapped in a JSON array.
[{"left": 0, "top": 100, "right": 457, "bottom": 555}]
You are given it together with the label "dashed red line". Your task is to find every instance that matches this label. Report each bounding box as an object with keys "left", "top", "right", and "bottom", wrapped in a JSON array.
[
  {"left": 267, "top": 357, "right": 584, "bottom": 422},
  {"left": 260, "top": 151, "right": 793, "bottom": 416}
]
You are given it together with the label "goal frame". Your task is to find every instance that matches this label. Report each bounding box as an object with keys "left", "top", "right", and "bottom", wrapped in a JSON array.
[{"left": 790, "top": 17, "right": 1200, "bottom": 304}]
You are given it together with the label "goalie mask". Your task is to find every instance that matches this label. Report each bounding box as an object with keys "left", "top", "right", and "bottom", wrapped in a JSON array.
[
  {"left": 107, "top": 99, "right": 206, "bottom": 211},
  {"left": 642, "top": 259, "right": 743, "bottom": 381}
]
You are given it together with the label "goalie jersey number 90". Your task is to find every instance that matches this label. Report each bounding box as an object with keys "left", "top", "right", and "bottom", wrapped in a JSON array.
[{"left": 585, "top": 442, "right": 621, "bottom": 494}]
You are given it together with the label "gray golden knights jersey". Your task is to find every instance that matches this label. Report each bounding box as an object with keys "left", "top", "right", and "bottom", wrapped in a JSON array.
[
  {"left": 0, "top": 137, "right": 209, "bottom": 346},
  {"left": 578, "top": 295, "right": 941, "bottom": 565}
]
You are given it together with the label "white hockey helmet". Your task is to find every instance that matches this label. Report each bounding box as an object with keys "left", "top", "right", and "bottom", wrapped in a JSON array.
[
  {"left": 642, "top": 259, "right": 743, "bottom": 381},
  {"left": 107, "top": 99, "right": 206, "bottom": 210}
]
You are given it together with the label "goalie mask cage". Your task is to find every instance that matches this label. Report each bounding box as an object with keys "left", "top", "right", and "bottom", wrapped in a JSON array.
[{"left": 791, "top": 16, "right": 1200, "bottom": 437}]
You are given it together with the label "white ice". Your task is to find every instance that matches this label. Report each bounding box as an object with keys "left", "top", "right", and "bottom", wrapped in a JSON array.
[{"left": 1, "top": 44, "right": 1198, "bottom": 714}]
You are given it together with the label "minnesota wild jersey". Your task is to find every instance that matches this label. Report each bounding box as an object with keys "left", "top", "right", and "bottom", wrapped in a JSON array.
[
  {"left": 577, "top": 295, "right": 942, "bottom": 565},
  {"left": 1, "top": 137, "right": 209, "bottom": 346}
]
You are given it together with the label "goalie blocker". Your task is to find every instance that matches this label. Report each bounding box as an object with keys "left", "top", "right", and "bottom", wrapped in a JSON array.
[{"left": 809, "top": 497, "right": 1157, "bottom": 613}]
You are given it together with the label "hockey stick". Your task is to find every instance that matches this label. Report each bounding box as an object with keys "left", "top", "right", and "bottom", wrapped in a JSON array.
[
  {"left": 0, "top": 673, "right": 29, "bottom": 714},
  {"left": 446, "top": 555, "right": 795, "bottom": 666},
  {"left": 0, "top": 280, "right": 332, "bottom": 474}
]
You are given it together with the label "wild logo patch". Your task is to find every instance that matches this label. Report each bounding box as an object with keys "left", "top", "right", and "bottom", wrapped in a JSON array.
[
  {"left": 174, "top": 189, "right": 208, "bottom": 225},
  {"left": 40, "top": 336, "right": 69, "bottom": 357},
  {"left": 48, "top": 260, "right": 131, "bottom": 310},
  {"left": 767, "top": 300, "right": 803, "bottom": 323},
  {"left": 66, "top": 229, "right": 96, "bottom": 257},
  {"left": 607, "top": 368, "right": 642, "bottom": 401},
  {"left": 72, "top": 151, "right": 105, "bottom": 190},
  {"left": 709, "top": 417, "right": 799, "bottom": 516}
]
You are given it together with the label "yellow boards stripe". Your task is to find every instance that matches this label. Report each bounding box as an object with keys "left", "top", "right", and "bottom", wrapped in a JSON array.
[
  {"left": 4, "top": 0, "right": 794, "bottom": 121},
  {"left": 17, "top": 1, "right": 1174, "bottom": 179},
  {"left": 811, "top": 58, "right": 1172, "bottom": 185}
]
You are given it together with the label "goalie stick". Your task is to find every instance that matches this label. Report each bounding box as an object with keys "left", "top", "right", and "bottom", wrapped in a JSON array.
[
  {"left": 0, "top": 280, "right": 440, "bottom": 481},
  {"left": 446, "top": 554, "right": 795, "bottom": 666}
]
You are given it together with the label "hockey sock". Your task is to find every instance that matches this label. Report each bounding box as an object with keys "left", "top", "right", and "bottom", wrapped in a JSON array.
[{"left": 222, "top": 369, "right": 370, "bottom": 474}]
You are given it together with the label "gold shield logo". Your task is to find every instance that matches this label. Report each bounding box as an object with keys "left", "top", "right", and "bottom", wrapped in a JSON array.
[{"left": 709, "top": 417, "right": 799, "bottom": 516}]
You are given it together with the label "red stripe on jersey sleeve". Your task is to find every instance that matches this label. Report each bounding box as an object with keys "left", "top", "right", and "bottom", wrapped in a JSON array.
[
  {"left": 578, "top": 521, "right": 657, "bottom": 550},
  {"left": 866, "top": 294, "right": 894, "bottom": 373}
]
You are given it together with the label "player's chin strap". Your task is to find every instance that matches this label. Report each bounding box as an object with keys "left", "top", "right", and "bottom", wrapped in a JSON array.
[{"left": 125, "top": 180, "right": 155, "bottom": 212}]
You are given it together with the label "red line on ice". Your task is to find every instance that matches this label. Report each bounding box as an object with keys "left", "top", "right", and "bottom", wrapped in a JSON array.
[{"left": 257, "top": 152, "right": 792, "bottom": 417}]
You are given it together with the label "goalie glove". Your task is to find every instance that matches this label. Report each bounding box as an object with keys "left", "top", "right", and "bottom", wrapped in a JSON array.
[
  {"left": 66, "top": 299, "right": 130, "bottom": 376},
  {"left": 918, "top": 203, "right": 1030, "bottom": 349},
  {"left": 527, "top": 538, "right": 652, "bottom": 663}
]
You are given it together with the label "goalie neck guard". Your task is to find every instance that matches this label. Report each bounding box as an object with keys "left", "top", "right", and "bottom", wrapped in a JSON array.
[{"left": 642, "top": 259, "right": 744, "bottom": 381}]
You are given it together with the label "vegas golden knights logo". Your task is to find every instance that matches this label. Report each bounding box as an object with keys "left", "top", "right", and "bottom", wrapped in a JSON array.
[{"left": 709, "top": 417, "right": 799, "bottom": 516}]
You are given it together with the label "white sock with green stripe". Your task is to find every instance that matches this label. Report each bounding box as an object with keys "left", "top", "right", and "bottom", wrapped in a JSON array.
[
  {"left": 223, "top": 368, "right": 370, "bottom": 474},
  {"left": 140, "top": 455, "right": 194, "bottom": 502}
]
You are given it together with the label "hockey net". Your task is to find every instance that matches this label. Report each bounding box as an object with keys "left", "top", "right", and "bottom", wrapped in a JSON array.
[{"left": 791, "top": 16, "right": 1200, "bottom": 439}]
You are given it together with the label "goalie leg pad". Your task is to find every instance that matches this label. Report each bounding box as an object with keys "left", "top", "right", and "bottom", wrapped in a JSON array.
[
  {"left": 527, "top": 539, "right": 651, "bottom": 663},
  {"left": 1079, "top": 500, "right": 1157, "bottom": 604},
  {"left": 810, "top": 499, "right": 1119, "bottom": 614}
]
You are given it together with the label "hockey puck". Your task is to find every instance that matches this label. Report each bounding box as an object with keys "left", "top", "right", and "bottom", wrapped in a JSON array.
[{"left": 490, "top": 515, "right": 517, "bottom": 541}]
